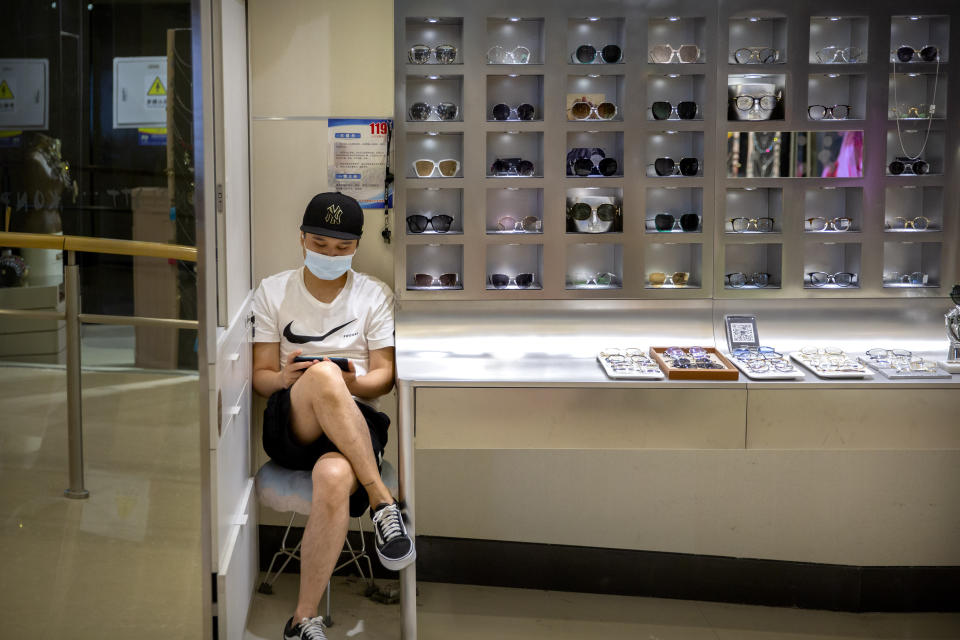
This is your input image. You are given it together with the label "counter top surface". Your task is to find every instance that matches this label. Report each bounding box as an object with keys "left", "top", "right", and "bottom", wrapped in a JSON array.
[{"left": 396, "top": 351, "right": 960, "bottom": 389}]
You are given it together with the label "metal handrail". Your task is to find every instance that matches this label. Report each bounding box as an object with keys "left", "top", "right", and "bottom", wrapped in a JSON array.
[
  {"left": 0, "top": 231, "right": 199, "bottom": 499},
  {"left": 0, "top": 231, "right": 198, "bottom": 262}
]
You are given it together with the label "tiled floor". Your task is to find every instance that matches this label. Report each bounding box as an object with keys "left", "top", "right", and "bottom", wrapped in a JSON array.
[
  {"left": 0, "top": 365, "right": 202, "bottom": 639},
  {"left": 4, "top": 363, "right": 959, "bottom": 640},
  {"left": 246, "top": 573, "right": 960, "bottom": 640}
]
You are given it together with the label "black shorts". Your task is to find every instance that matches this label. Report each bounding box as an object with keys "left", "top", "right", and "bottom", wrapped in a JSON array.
[{"left": 262, "top": 387, "right": 390, "bottom": 518}]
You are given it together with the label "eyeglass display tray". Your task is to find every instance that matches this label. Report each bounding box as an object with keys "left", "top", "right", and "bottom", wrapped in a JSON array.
[
  {"left": 788, "top": 352, "right": 874, "bottom": 379},
  {"left": 649, "top": 347, "right": 739, "bottom": 381},
  {"left": 722, "top": 352, "right": 805, "bottom": 380},
  {"left": 856, "top": 355, "right": 952, "bottom": 379},
  {"left": 939, "top": 360, "right": 960, "bottom": 374},
  {"left": 596, "top": 351, "right": 665, "bottom": 380}
]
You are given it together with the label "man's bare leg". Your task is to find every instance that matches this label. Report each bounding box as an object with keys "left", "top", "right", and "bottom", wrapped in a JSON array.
[
  {"left": 289, "top": 361, "right": 393, "bottom": 508},
  {"left": 292, "top": 452, "right": 356, "bottom": 623}
]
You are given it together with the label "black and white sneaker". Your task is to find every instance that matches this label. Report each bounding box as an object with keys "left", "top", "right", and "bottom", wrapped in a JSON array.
[
  {"left": 283, "top": 615, "right": 327, "bottom": 640},
  {"left": 371, "top": 501, "right": 417, "bottom": 571}
]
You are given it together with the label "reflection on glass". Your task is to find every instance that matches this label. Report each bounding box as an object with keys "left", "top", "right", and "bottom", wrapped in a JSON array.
[{"left": 726, "top": 131, "right": 863, "bottom": 178}]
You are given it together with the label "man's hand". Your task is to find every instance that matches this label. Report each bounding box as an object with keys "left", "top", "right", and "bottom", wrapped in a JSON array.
[
  {"left": 341, "top": 358, "right": 358, "bottom": 393},
  {"left": 280, "top": 348, "right": 315, "bottom": 389}
]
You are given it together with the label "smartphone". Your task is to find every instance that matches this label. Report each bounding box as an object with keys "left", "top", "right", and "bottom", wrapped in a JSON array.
[{"left": 293, "top": 356, "right": 350, "bottom": 371}]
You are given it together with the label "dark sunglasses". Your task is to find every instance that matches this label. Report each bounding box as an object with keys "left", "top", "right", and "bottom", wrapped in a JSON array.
[
  {"left": 414, "top": 273, "right": 458, "bottom": 287},
  {"left": 889, "top": 157, "right": 929, "bottom": 175},
  {"left": 571, "top": 156, "right": 618, "bottom": 177},
  {"left": 653, "top": 213, "right": 700, "bottom": 232},
  {"left": 409, "top": 101, "right": 458, "bottom": 121},
  {"left": 573, "top": 43, "right": 622, "bottom": 64},
  {"left": 492, "top": 102, "right": 535, "bottom": 121},
  {"left": 406, "top": 213, "right": 453, "bottom": 233},
  {"left": 569, "top": 202, "right": 617, "bottom": 221},
  {"left": 491, "top": 157, "right": 535, "bottom": 176},
  {"left": 651, "top": 101, "right": 698, "bottom": 120},
  {"left": 895, "top": 45, "right": 938, "bottom": 62},
  {"left": 489, "top": 273, "right": 536, "bottom": 288},
  {"left": 654, "top": 157, "right": 699, "bottom": 177}
]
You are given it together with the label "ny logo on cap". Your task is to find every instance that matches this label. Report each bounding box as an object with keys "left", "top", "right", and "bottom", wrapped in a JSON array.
[{"left": 325, "top": 204, "right": 343, "bottom": 225}]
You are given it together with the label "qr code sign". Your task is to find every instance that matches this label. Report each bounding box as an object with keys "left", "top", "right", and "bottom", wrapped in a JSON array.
[{"left": 730, "top": 322, "right": 755, "bottom": 343}]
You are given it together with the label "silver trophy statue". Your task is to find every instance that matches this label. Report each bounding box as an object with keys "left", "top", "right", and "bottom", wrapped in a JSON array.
[{"left": 947, "top": 284, "right": 960, "bottom": 361}]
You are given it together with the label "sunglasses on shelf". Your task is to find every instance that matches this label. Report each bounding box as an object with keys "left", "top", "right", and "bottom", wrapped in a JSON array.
[
  {"left": 886, "top": 271, "right": 929, "bottom": 285},
  {"left": 891, "top": 216, "right": 930, "bottom": 230},
  {"left": 649, "top": 44, "right": 700, "bottom": 64},
  {"left": 409, "top": 101, "right": 459, "bottom": 121},
  {"left": 568, "top": 272, "right": 621, "bottom": 286},
  {"left": 889, "top": 158, "right": 929, "bottom": 175},
  {"left": 725, "top": 272, "right": 770, "bottom": 288},
  {"left": 649, "top": 271, "right": 689, "bottom": 287},
  {"left": 731, "top": 94, "right": 780, "bottom": 112},
  {"left": 489, "top": 273, "right": 537, "bottom": 289},
  {"left": 733, "top": 46, "right": 781, "bottom": 64},
  {"left": 413, "top": 158, "right": 460, "bottom": 178},
  {"left": 891, "top": 105, "right": 934, "bottom": 119},
  {"left": 894, "top": 45, "right": 939, "bottom": 62},
  {"left": 413, "top": 273, "right": 458, "bottom": 287},
  {"left": 487, "top": 45, "right": 531, "bottom": 64},
  {"left": 409, "top": 44, "right": 457, "bottom": 64},
  {"left": 496, "top": 215, "right": 541, "bottom": 232},
  {"left": 406, "top": 213, "right": 454, "bottom": 233},
  {"left": 650, "top": 213, "right": 700, "bottom": 232},
  {"left": 815, "top": 45, "right": 863, "bottom": 64},
  {"left": 805, "top": 216, "right": 852, "bottom": 231},
  {"left": 808, "top": 104, "right": 850, "bottom": 120},
  {"left": 571, "top": 156, "right": 618, "bottom": 177},
  {"left": 807, "top": 271, "right": 856, "bottom": 287},
  {"left": 569, "top": 100, "right": 618, "bottom": 120},
  {"left": 492, "top": 102, "right": 536, "bottom": 121},
  {"left": 491, "top": 157, "right": 535, "bottom": 177},
  {"left": 569, "top": 202, "right": 617, "bottom": 221},
  {"left": 728, "top": 216, "right": 775, "bottom": 232},
  {"left": 651, "top": 100, "right": 698, "bottom": 120},
  {"left": 653, "top": 157, "right": 699, "bottom": 177},
  {"left": 573, "top": 43, "right": 622, "bottom": 64}
]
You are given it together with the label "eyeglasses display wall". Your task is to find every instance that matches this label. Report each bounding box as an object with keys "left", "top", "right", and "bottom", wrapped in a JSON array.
[{"left": 394, "top": 1, "right": 959, "bottom": 300}]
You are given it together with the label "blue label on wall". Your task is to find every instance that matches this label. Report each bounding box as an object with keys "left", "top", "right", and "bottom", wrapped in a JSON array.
[
  {"left": 138, "top": 128, "right": 167, "bottom": 146},
  {"left": 0, "top": 132, "right": 22, "bottom": 148}
]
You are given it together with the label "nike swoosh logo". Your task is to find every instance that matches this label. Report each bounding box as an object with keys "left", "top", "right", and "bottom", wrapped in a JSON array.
[{"left": 283, "top": 319, "right": 357, "bottom": 344}]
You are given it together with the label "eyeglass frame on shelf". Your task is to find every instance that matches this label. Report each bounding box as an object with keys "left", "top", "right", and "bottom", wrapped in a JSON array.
[
  {"left": 807, "top": 271, "right": 857, "bottom": 287},
  {"left": 805, "top": 216, "right": 853, "bottom": 231}
]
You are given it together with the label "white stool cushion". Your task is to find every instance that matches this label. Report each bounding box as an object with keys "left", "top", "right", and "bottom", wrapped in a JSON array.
[{"left": 255, "top": 459, "right": 398, "bottom": 516}]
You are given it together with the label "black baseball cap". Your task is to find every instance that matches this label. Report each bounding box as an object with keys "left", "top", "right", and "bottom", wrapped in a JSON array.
[{"left": 301, "top": 192, "right": 364, "bottom": 240}]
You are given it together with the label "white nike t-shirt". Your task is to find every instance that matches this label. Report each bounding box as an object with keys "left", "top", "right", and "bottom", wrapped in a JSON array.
[{"left": 252, "top": 268, "right": 395, "bottom": 410}]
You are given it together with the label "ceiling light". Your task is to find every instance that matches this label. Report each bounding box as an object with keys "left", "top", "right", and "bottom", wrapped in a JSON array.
[
  {"left": 508, "top": 17, "right": 520, "bottom": 22},
  {"left": 587, "top": 16, "right": 599, "bottom": 22},
  {"left": 668, "top": 16, "right": 680, "bottom": 22},
  {"left": 427, "top": 75, "right": 440, "bottom": 80},
  {"left": 425, "top": 17, "right": 438, "bottom": 23}
]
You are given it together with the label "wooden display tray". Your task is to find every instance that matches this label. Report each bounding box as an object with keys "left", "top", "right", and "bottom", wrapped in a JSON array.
[{"left": 649, "top": 346, "right": 740, "bottom": 380}]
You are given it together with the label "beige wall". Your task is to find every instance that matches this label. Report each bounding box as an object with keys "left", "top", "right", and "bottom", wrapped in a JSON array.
[{"left": 247, "top": 0, "right": 396, "bottom": 525}]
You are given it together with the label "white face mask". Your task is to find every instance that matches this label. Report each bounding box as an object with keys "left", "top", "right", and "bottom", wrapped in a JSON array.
[{"left": 304, "top": 248, "right": 353, "bottom": 280}]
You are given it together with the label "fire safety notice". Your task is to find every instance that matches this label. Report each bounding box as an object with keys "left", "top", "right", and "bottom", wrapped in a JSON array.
[{"left": 326, "top": 118, "right": 391, "bottom": 209}]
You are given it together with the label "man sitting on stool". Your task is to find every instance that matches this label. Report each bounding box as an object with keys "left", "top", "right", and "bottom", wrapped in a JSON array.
[{"left": 252, "top": 192, "right": 415, "bottom": 640}]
